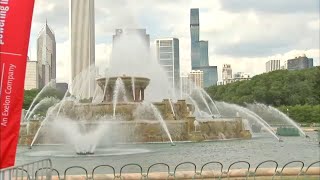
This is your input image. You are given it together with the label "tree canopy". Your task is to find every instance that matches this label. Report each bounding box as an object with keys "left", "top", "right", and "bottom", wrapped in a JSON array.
[
  {"left": 206, "top": 67, "right": 320, "bottom": 106},
  {"left": 23, "top": 87, "right": 64, "bottom": 110}
]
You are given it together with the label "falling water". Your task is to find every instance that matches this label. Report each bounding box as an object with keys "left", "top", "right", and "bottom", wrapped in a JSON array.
[
  {"left": 131, "top": 77, "right": 136, "bottom": 101},
  {"left": 194, "top": 88, "right": 213, "bottom": 115},
  {"left": 219, "top": 102, "right": 280, "bottom": 141},
  {"left": 29, "top": 104, "right": 58, "bottom": 148},
  {"left": 199, "top": 88, "right": 221, "bottom": 116},
  {"left": 103, "top": 77, "right": 109, "bottom": 101},
  {"left": 168, "top": 99, "right": 176, "bottom": 118},
  {"left": 30, "top": 117, "right": 48, "bottom": 147},
  {"left": 113, "top": 77, "right": 128, "bottom": 117},
  {"left": 26, "top": 97, "right": 60, "bottom": 134},
  {"left": 187, "top": 96, "right": 201, "bottom": 116},
  {"left": 149, "top": 103, "right": 174, "bottom": 145},
  {"left": 252, "top": 103, "right": 306, "bottom": 137},
  {"left": 268, "top": 106, "right": 306, "bottom": 136},
  {"left": 24, "top": 80, "right": 55, "bottom": 120},
  {"left": 56, "top": 89, "right": 70, "bottom": 117},
  {"left": 91, "top": 85, "right": 99, "bottom": 102}
]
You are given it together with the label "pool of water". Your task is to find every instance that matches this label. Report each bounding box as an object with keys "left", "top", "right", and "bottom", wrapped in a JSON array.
[{"left": 15, "top": 132, "right": 319, "bottom": 173}]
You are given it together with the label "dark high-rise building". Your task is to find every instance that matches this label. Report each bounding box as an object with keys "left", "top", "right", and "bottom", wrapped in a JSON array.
[
  {"left": 190, "top": 8, "right": 217, "bottom": 87},
  {"left": 287, "top": 55, "right": 313, "bottom": 70},
  {"left": 190, "top": 8, "right": 200, "bottom": 68}
]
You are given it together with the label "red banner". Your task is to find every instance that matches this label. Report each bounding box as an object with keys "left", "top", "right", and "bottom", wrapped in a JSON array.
[{"left": 0, "top": 0, "right": 35, "bottom": 169}]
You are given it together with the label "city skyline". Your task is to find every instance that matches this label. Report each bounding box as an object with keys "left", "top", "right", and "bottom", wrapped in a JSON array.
[{"left": 27, "top": 0, "right": 320, "bottom": 83}]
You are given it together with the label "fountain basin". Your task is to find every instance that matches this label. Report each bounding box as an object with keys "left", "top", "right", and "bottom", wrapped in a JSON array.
[
  {"left": 96, "top": 76, "right": 150, "bottom": 102},
  {"left": 276, "top": 127, "right": 300, "bottom": 136},
  {"left": 20, "top": 118, "right": 251, "bottom": 145}
]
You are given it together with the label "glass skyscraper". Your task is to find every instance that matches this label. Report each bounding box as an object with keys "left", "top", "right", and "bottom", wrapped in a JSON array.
[
  {"left": 190, "top": 8, "right": 200, "bottom": 68},
  {"left": 190, "top": 8, "right": 218, "bottom": 87},
  {"left": 156, "top": 38, "right": 180, "bottom": 89}
]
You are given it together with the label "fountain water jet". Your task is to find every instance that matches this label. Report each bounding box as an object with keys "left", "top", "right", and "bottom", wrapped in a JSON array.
[
  {"left": 148, "top": 103, "right": 174, "bottom": 145},
  {"left": 131, "top": 77, "right": 136, "bottom": 101},
  {"left": 112, "top": 77, "right": 128, "bottom": 117},
  {"left": 218, "top": 102, "right": 280, "bottom": 141},
  {"left": 196, "top": 88, "right": 213, "bottom": 115},
  {"left": 248, "top": 103, "right": 306, "bottom": 137},
  {"left": 168, "top": 99, "right": 176, "bottom": 118},
  {"left": 24, "top": 80, "right": 55, "bottom": 120},
  {"left": 199, "top": 88, "right": 221, "bottom": 117}
]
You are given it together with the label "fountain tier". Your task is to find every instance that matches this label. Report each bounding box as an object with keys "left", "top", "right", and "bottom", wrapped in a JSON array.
[{"left": 20, "top": 76, "right": 252, "bottom": 151}]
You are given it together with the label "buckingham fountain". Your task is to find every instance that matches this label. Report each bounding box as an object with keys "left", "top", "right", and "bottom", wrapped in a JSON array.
[
  {"left": 19, "top": 32, "right": 309, "bottom": 156},
  {"left": 20, "top": 74, "right": 251, "bottom": 155}
]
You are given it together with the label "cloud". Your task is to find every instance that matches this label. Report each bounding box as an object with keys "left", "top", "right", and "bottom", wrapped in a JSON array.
[
  {"left": 219, "top": 0, "right": 320, "bottom": 14},
  {"left": 28, "top": 0, "right": 320, "bottom": 83}
]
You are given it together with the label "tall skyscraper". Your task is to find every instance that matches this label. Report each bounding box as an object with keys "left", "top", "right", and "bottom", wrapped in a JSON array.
[
  {"left": 266, "top": 60, "right": 281, "bottom": 72},
  {"left": 156, "top": 38, "right": 180, "bottom": 89},
  {"left": 190, "top": 8, "right": 218, "bottom": 87},
  {"left": 287, "top": 54, "right": 313, "bottom": 70},
  {"left": 190, "top": 8, "right": 200, "bottom": 68},
  {"left": 70, "top": 0, "right": 95, "bottom": 97},
  {"left": 70, "top": 0, "right": 95, "bottom": 80},
  {"left": 37, "top": 21, "right": 56, "bottom": 88}
]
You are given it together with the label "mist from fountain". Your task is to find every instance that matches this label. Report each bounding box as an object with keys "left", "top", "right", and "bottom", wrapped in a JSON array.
[
  {"left": 50, "top": 117, "right": 109, "bottom": 154},
  {"left": 217, "top": 102, "right": 280, "bottom": 141},
  {"left": 30, "top": 103, "right": 59, "bottom": 148},
  {"left": 247, "top": 103, "right": 306, "bottom": 137}
]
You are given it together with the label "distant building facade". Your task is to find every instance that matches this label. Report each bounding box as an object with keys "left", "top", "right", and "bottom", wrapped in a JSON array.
[
  {"left": 37, "top": 21, "right": 56, "bottom": 88},
  {"left": 180, "top": 74, "right": 190, "bottom": 96},
  {"left": 155, "top": 38, "right": 180, "bottom": 89},
  {"left": 287, "top": 55, "right": 313, "bottom": 70},
  {"left": 222, "top": 64, "right": 233, "bottom": 85},
  {"left": 195, "top": 66, "right": 217, "bottom": 88},
  {"left": 233, "top": 72, "right": 251, "bottom": 82},
  {"left": 70, "top": 0, "right": 95, "bottom": 97},
  {"left": 188, "top": 70, "right": 204, "bottom": 89},
  {"left": 24, "top": 59, "right": 39, "bottom": 90},
  {"left": 266, "top": 60, "right": 281, "bottom": 72},
  {"left": 190, "top": 8, "right": 217, "bottom": 87}
]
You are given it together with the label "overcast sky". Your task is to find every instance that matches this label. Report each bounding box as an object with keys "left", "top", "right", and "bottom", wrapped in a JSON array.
[{"left": 28, "top": 0, "right": 320, "bottom": 83}]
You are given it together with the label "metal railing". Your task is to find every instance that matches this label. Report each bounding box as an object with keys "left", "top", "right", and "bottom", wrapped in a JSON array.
[
  {"left": 0, "top": 159, "right": 52, "bottom": 180},
  {"left": 1, "top": 159, "right": 319, "bottom": 180}
]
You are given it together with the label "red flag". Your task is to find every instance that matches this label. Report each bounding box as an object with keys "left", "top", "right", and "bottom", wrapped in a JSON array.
[{"left": 0, "top": 0, "right": 35, "bottom": 168}]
